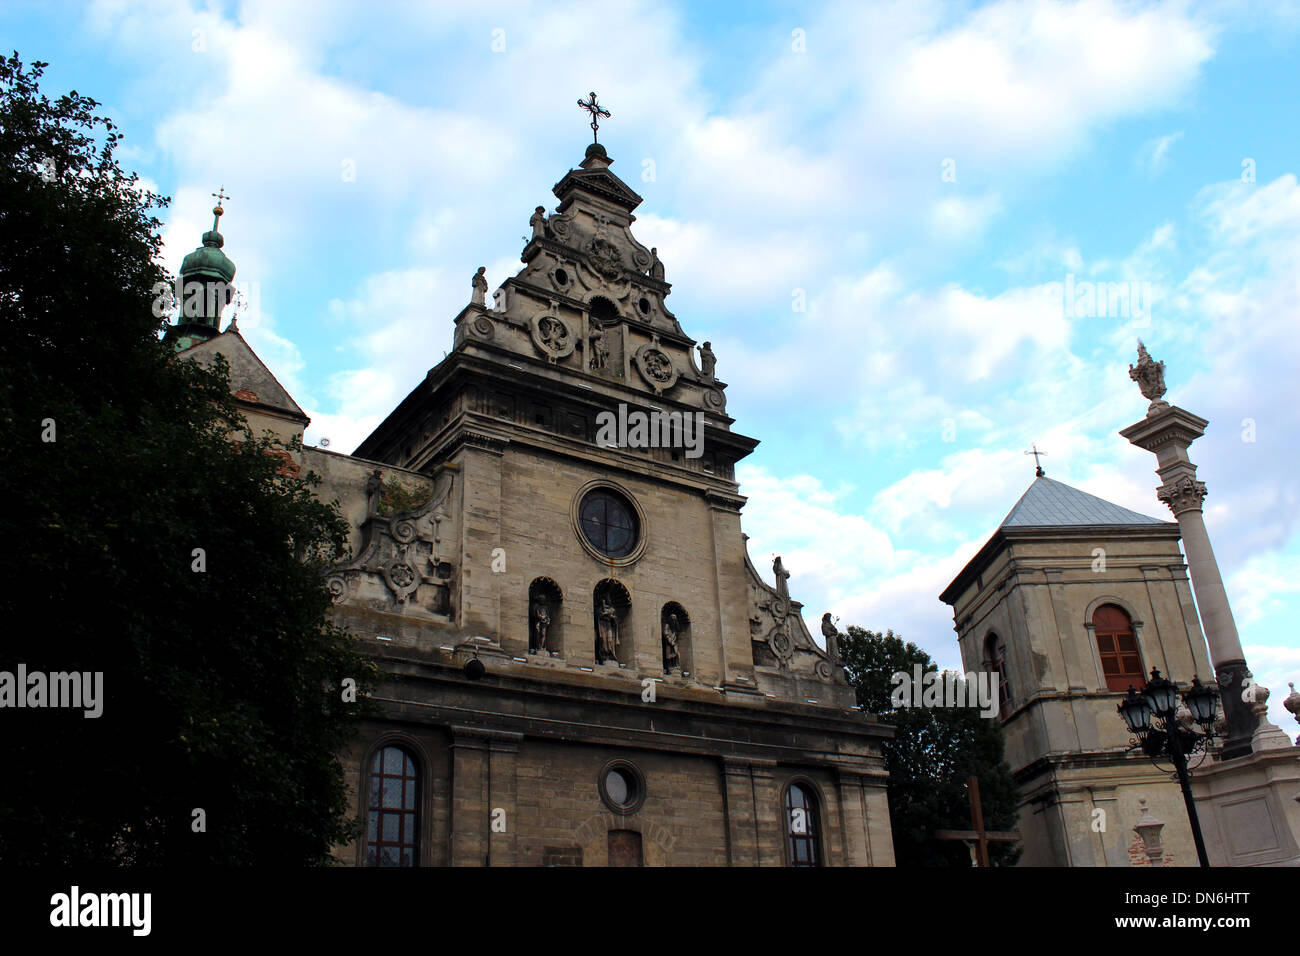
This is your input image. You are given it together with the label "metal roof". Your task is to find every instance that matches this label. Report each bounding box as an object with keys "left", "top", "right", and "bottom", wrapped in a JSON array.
[{"left": 999, "top": 476, "right": 1165, "bottom": 528}]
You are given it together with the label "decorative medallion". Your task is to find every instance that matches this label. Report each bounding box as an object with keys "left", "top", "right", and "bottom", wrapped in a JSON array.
[
  {"left": 470, "top": 314, "right": 494, "bottom": 339},
  {"left": 633, "top": 342, "right": 678, "bottom": 394},
  {"left": 768, "top": 626, "right": 794, "bottom": 667},
  {"left": 630, "top": 246, "right": 651, "bottom": 272},
  {"left": 585, "top": 236, "right": 625, "bottom": 280},
  {"left": 383, "top": 560, "right": 419, "bottom": 604},
  {"left": 705, "top": 388, "right": 726, "bottom": 410},
  {"left": 815, "top": 659, "right": 833, "bottom": 682},
  {"left": 530, "top": 314, "right": 576, "bottom": 362}
]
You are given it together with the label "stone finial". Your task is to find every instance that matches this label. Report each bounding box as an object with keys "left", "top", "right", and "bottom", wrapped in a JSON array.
[
  {"left": 1285, "top": 682, "right": 1300, "bottom": 733},
  {"left": 1133, "top": 799, "right": 1165, "bottom": 865},
  {"left": 1129, "top": 340, "right": 1168, "bottom": 413},
  {"left": 1247, "top": 680, "right": 1295, "bottom": 751}
]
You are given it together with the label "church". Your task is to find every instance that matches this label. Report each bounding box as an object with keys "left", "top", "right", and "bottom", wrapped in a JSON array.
[{"left": 164, "top": 128, "right": 896, "bottom": 866}]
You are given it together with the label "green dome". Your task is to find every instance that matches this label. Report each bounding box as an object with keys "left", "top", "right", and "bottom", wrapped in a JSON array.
[{"left": 180, "top": 229, "right": 236, "bottom": 283}]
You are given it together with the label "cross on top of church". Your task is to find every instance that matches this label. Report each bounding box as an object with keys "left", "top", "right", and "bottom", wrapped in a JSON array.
[
  {"left": 576, "top": 91, "right": 611, "bottom": 144},
  {"left": 211, "top": 186, "right": 230, "bottom": 231},
  {"left": 1025, "top": 443, "right": 1047, "bottom": 478}
]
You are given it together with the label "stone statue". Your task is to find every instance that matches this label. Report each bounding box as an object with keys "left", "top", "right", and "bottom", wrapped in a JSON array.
[
  {"left": 662, "top": 612, "right": 680, "bottom": 672},
  {"left": 365, "top": 469, "right": 384, "bottom": 516},
  {"left": 820, "top": 612, "right": 840, "bottom": 662},
  {"left": 1128, "top": 340, "right": 1167, "bottom": 408},
  {"left": 589, "top": 323, "right": 609, "bottom": 372},
  {"left": 530, "top": 595, "right": 551, "bottom": 654},
  {"left": 773, "top": 555, "right": 790, "bottom": 600},
  {"left": 648, "top": 247, "right": 664, "bottom": 281},
  {"left": 530, "top": 206, "right": 547, "bottom": 240},
  {"left": 596, "top": 598, "right": 619, "bottom": 664},
  {"left": 698, "top": 341, "right": 716, "bottom": 379},
  {"left": 471, "top": 266, "right": 488, "bottom": 306}
]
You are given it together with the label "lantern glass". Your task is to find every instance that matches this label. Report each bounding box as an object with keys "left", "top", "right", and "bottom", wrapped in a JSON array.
[
  {"left": 1184, "top": 678, "right": 1218, "bottom": 725},
  {"left": 1119, "top": 689, "right": 1152, "bottom": 733},
  {"left": 1143, "top": 669, "right": 1177, "bottom": 715}
]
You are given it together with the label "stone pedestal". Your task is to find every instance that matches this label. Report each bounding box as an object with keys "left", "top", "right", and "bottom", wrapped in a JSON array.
[
  {"left": 1190, "top": 747, "right": 1300, "bottom": 866},
  {"left": 1120, "top": 404, "right": 1258, "bottom": 759}
]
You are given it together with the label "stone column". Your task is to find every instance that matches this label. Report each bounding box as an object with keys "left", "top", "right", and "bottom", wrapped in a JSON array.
[{"left": 1121, "top": 401, "right": 1257, "bottom": 759}]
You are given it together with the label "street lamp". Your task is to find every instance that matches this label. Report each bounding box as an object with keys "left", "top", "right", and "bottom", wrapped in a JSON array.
[{"left": 1117, "top": 668, "right": 1219, "bottom": 867}]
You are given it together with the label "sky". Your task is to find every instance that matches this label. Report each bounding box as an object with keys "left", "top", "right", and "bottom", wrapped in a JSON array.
[{"left": 6, "top": 0, "right": 1300, "bottom": 733}]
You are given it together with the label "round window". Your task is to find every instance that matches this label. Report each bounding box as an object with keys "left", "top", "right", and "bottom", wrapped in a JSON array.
[
  {"left": 579, "top": 488, "right": 639, "bottom": 559},
  {"left": 599, "top": 760, "right": 645, "bottom": 814}
]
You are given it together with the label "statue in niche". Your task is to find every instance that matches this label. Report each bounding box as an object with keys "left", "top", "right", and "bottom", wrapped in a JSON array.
[
  {"left": 662, "top": 612, "right": 681, "bottom": 673},
  {"left": 648, "top": 247, "right": 664, "bottom": 281},
  {"left": 530, "top": 595, "right": 551, "bottom": 654},
  {"left": 471, "top": 266, "right": 488, "bottom": 306},
  {"left": 773, "top": 555, "right": 790, "bottom": 600},
  {"left": 589, "top": 324, "right": 609, "bottom": 372},
  {"left": 698, "top": 341, "right": 716, "bottom": 379},
  {"left": 596, "top": 597, "right": 619, "bottom": 664},
  {"left": 530, "top": 206, "right": 547, "bottom": 240},
  {"left": 365, "top": 469, "right": 384, "bottom": 516},
  {"left": 821, "top": 612, "right": 841, "bottom": 663}
]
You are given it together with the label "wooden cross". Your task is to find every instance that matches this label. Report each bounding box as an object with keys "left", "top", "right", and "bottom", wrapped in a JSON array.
[
  {"left": 576, "top": 91, "right": 611, "bottom": 144},
  {"left": 934, "top": 776, "right": 1021, "bottom": 867},
  {"left": 1024, "top": 443, "right": 1047, "bottom": 478}
]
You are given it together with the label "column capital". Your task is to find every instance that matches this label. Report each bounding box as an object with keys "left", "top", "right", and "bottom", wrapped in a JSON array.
[{"left": 1157, "top": 475, "right": 1208, "bottom": 516}]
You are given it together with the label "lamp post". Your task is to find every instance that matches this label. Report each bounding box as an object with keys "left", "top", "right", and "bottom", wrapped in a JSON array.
[{"left": 1117, "top": 669, "right": 1220, "bottom": 867}]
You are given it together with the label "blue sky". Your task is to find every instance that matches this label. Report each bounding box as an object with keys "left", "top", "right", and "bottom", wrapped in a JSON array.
[{"left": 6, "top": 0, "right": 1300, "bottom": 732}]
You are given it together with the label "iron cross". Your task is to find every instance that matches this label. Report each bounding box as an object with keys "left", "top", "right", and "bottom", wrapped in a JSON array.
[
  {"left": 211, "top": 186, "right": 229, "bottom": 230},
  {"left": 577, "top": 92, "right": 611, "bottom": 144},
  {"left": 1025, "top": 443, "right": 1047, "bottom": 478}
]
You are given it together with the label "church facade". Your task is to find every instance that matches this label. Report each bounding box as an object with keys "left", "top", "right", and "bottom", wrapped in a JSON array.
[{"left": 167, "top": 141, "right": 896, "bottom": 866}]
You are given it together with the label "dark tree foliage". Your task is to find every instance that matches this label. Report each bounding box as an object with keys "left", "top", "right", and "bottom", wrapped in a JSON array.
[
  {"left": 0, "top": 54, "right": 377, "bottom": 865},
  {"left": 838, "top": 625, "right": 1022, "bottom": 866}
]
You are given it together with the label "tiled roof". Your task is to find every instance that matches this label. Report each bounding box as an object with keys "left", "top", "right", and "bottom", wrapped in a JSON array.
[{"left": 999, "top": 476, "right": 1165, "bottom": 528}]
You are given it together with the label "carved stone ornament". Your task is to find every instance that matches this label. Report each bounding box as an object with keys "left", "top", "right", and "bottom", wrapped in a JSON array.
[
  {"left": 768, "top": 626, "right": 795, "bottom": 667},
  {"left": 330, "top": 471, "right": 457, "bottom": 614},
  {"left": 1157, "top": 475, "right": 1208, "bottom": 515},
  {"left": 585, "top": 236, "right": 625, "bottom": 280},
  {"left": 633, "top": 342, "right": 678, "bottom": 393},
  {"left": 530, "top": 314, "right": 576, "bottom": 361},
  {"left": 705, "top": 388, "right": 726, "bottom": 410},
  {"left": 470, "top": 313, "right": 494, "bottom": 339},
  {"left": 1129, "top": 340, "right": 1167, "bottom": 406}
]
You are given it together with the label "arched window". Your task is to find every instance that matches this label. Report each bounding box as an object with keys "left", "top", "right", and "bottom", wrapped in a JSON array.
[
  {"left": 366, "top": 745, "right": 419, "bottom": 867},
  {"left": 784, "top": 782, "right": 822, "bottom": 867},
  {"left": 1094, "top": 604, "right": 1145, "bottom": 692},
  {"left": 985, "top": 633, "right": 1011, "bottom": 718}
]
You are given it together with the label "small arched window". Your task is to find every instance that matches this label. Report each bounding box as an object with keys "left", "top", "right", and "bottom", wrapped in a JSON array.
[
  {"left": 1094, "top": 604, "right": 1145, "bottom": 692},
  {"left": 366, "top": 745, "right": 419, "bottom": 867},
  {"left": 784, "top": 782, "right": 822, "bottom": 867},
  {"left": 985, "top": 633, "right": 1011, "bottom": 718}
]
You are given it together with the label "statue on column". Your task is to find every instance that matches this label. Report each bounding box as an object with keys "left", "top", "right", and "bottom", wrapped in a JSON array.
[
  {"left": 648, "top": 247, "right": 664, "bottom": 281},
  {"left": 820, "top": 612, "right": 840, "bottom": 662},
  {"left": 773, "top": 555, "right": 790, "bottom": 600},
  {"left": 530, "top": 206, "right": 547, "bottom": 240},
  {"left": 471, "top": 266, "right": 488, "bottom": 306},
  {"left": 596, "top": 597, "right": 619, "bottom": 664},
  {"left": 530, "top": 595, "right": 551, "bottom": 654},
  {"left": 1128, "top": 340, "right": 1167, "bottom": 410},
  {"left": 662, "top": 612, "right": 681, "bottom": 673},
  {"left": 698, "top": 341, "right": 716, "bottom": 379}
]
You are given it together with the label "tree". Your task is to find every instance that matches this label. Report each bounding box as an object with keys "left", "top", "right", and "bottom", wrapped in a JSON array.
[
  {"left": 837, "top": 625, "right": 1021, "bottom": 866},
  {"left": 0, "top": 53, "right": 376, "bottom": 865}
]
